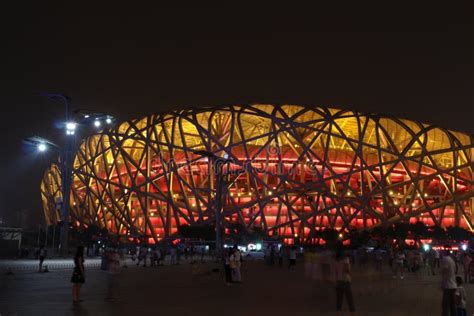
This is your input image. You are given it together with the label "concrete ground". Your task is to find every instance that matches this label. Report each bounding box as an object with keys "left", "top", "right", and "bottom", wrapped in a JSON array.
[{"left": 0, "top": 259, "right": 471, "bottom": 316}]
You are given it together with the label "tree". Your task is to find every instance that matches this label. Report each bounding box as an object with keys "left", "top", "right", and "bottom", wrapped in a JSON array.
[
  {"left": 348, "top": 230, "right": 370, "bottom": 249},
  {"left": 75, "top": 224, "right": 108, "bottom": 247},
  {"left": 320, "top": 228, "right": 339, "bottom": 247},
  {"left": 177, "top": 224, "right": 215, "bottom": 240},
  {"left": 409, "top": 221, "right": 428, "bottom": 246},
  {"left": 446, "top": 226, "right": 471, "bottom": 242},
  {"left": 427, "top": 225, "right": 447, "bottom": 241},
  {"left": 387, "top": 223, "right": 410, "bottom": 248}
]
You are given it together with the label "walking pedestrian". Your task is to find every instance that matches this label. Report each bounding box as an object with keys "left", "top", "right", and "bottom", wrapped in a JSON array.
[
  {"left": 441, "top": 249, "right": 457, "bottom": 316},
  {"left": 288, "top": 246, "right": 297, "bottom": 271},
  {"left": 190, "top": 245, "right": 195, "bottom": 263},
  {"left": 223, "top": 248, "right": 232, "bottom": 286},
  {"left": 334, "top": 250, "right": 356, "bottom": 313},
  {"left": 150, "top": 248, "right": 158, "bottom": 267},
  {"left": 105, "top": 248, "right": 121, "bottom": 301},
  {"left": 374, "top": 247, "right": 383, "bottom": 272},
  {"left": 230, "top": 246, "right": 242, "bottom": 283},
  {"left": 462, "top": 253, "right": 472, "bottom": 283},
  {"left": 434, "top": 248, "right": 441, "bottom": 269},
  {"left": 278, "top": 246, "right": 284, "bottom": 267},
  {"left": 38, "top": 246, "right": 47, "bottom": 273},
  {"left": 156, "top": 248, "right": 162, "bottom": 266},
  {"left": 170, "top": 246, "right": 177, "bottom": 265},
  {"left": 71, "top": 246, "right": 85, "bottom": 304},
  {"left": 136, "top": 246, "right": 147, "bottom": 267},
  {"left": 270, "top": 246, "right": 275, "bottom": 266},
  {"left": 425, "top": 249, "right": 436, "bottom": 276},
  {"left": 393, "top": 249, "right": 405, "bottom": 279}
]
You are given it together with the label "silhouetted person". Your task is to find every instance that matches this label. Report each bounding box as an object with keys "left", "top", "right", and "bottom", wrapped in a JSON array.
[
  {"left": 71, "top": 246, "right": 85, "bottom": 304},
  {"left": 137, "top": 246, "right": 147, "bottom": 267},
  {"left": 223, "top": 248, "right": 232, "bottom": 286},
  {"left": 334, "top": 250, "right": 355, "bottom": 313},
  {"left": 38, "top": 246, "right": 47, "bottom": 273},
  {"left": 288, "top": 246, "right": 297, "bottom": 271}
]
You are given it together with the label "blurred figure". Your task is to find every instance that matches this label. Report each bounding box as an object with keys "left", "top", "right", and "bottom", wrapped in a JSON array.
[
  {"left": 425, "top": 249, "right": 436, "bottom": 276},
  {"left": 455, "top": 276, "right": 467, "bottom": 316},
  {"left": 198, "top": 246, "right": 205, "bottom": 263},
  {"left": 393, "top": 249, "right": 405, "bottom": 279},
  {"left": 462, "top": 253, "right": 472, "bottom": 283},
  {"left": 440, "top": 249, "right": 457, "bottom": 316},
  {"left": 105, "top": 248, "right": 121, "bottom": 301},
  {"left": 71, "top": 246, "right": 85, "bottom": 304},
  {"left": 288, "top": 246, "right": 297, "bottom": 271},
  {"left": 413, "top": 249, "right": 423, "bottom": 277},
  {"left": 230, "top": 246, "right": 242, "bottom": 283},
  {"left": 223, "top": 248, "right": 232, "bottom": 286},
  {"left": 374, "top": 247, "right": 383, "bottom": 272},
  {"left": 170, "top": 246, "right": 177, "bottom": 265},
  {"left": 269, "top": 246, "right": 275, "bottom": 266},
  {"left": 38, "top": 246, "right": 47, "bottom": 273},
  {"left": 150, "top": 248, "right": 159, "bottom": 267},
  {"left": 434, "top": 248, "right": 441, "bottom": 269},
  {"left": 334, "top": 250, "right": 355, "bottom": 313},
  {"left": 136, "top": 246, "right": 147, "bottom": 267}
]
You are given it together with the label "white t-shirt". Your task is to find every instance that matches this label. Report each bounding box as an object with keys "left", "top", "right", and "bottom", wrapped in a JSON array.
[{"left": 441, "top": 256, "right": 457, "bottom": 289}]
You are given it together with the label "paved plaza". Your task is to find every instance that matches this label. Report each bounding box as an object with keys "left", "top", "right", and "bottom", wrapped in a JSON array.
[{"left": 0, "top": 258, "right": 472, "bottom": 315}]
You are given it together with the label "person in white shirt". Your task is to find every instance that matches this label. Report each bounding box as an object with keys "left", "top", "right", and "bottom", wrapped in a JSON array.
[
  {"left": 334, "top": 251, "right": 355, "bottom": 313},
  {"left": 462, "top": 253, "right": 472, "bottom": 284},
  {"left": 441, "top": 250, "right": 457, "bottom": 316},
  {"left": 393, "top": 250, "right": 405, "bottom": 279},
  {"left": 455, "top": 276, "right": 467, "bottom": 316}
]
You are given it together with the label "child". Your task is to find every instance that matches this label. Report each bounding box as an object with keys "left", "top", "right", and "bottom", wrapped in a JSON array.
[{"left": 455, "top": 276, "right": 467, "bottom": 316}]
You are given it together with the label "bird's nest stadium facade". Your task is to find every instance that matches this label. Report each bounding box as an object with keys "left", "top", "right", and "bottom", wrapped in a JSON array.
[{"left": 41, "top": 104, "right": 474, "bottom": 244}]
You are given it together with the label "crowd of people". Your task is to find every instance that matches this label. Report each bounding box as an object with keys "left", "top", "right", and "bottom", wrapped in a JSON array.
[
  {"left": 130, "top": 243, "right": 210, "bottom": 267},
  {"left": 62, "top": 240, "right": 473, "bottom": 315},
  {"left": 303, "top": 244, "right": 473, "bottom": 315}
]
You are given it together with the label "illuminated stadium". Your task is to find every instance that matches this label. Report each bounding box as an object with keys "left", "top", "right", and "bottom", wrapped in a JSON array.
[{"left": 40, "top": 104, "right": 474, "bottom": 244}]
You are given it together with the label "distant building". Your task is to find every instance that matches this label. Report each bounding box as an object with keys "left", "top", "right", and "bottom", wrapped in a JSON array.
[{"left": 40, "top": 104, "right": 473, "bottom": 244}]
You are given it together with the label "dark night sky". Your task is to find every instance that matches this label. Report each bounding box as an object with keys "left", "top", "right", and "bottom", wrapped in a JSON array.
[{"left": 0, "top": 4, "right": 472, "bottom": 227}]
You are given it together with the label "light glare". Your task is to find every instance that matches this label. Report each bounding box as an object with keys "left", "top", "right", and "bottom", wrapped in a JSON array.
[{"left": 66, "top": 122, "right": 77, "bottom": 131}]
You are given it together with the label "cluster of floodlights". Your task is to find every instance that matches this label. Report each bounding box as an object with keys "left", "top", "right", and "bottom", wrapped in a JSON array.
[
  {"left": 34, "top": 114, "right": 114, "bottom": 153},
  {"left": 83, "top": 114, "right": 113, "bottom": 128}
]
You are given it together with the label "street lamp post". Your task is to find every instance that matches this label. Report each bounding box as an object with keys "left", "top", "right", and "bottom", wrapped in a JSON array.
[
  {"left": 27, "top": 94, "right": 115, "bottom": 256},
  {"left": 191, "top": 150, "right": 233, "bottom": 259},
  {"left": 41, "top": 94, "right": 74, "bottom": 256},
  {"left": 60, "top": 127, "right": 74, "bottom": 255}
]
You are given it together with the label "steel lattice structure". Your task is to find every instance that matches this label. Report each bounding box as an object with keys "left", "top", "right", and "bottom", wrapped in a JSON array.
[{"left": 41, "top": 104, "right": 474, "bottom": 243}]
